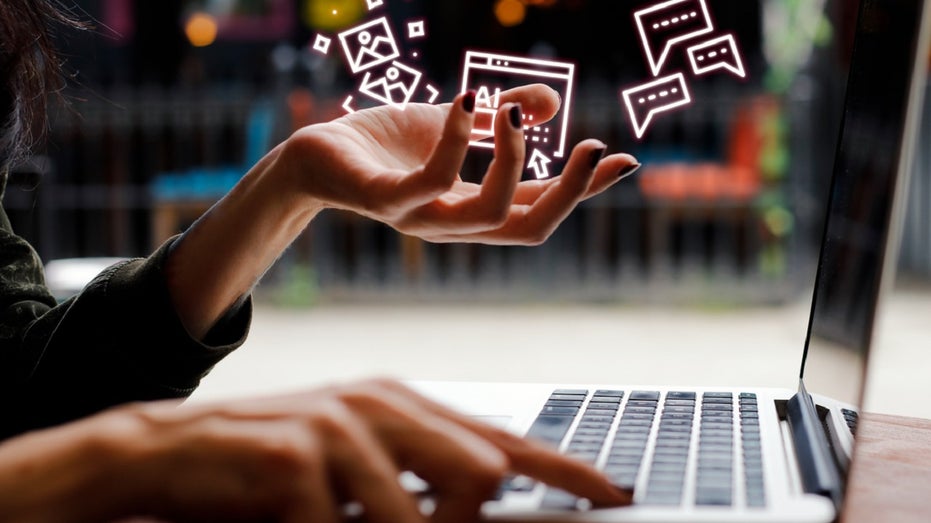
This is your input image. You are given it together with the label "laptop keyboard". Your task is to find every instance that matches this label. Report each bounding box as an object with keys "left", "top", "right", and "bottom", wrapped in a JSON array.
[{"left": 518, "top": 390, "right": 766, "bottom": 510}]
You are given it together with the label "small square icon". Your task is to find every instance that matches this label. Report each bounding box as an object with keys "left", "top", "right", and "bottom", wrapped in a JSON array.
[
  {"left": 408, "top": 20, "right": 426, "bottom": 39},
  {"left": 312, "top": 34, "right": 331, "bottom": 55},
  {"left": 366, "top": 0, "right": 384, "bottom": 10}
]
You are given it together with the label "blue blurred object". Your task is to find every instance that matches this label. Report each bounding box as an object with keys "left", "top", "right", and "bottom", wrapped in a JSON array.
[{"left": 151, "top": 101, "right": 275, "bottom": 202}]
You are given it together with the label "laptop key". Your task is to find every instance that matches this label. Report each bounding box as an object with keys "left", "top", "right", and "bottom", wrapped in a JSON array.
[
  {"left": 595, "top": 389, "right": 625, "bottom": 397},
  {"left": 525, "top": 415, "right": 575, "bottom": 446},
  {"left": 553, "top": 389, "right": 588, "bottom": 396},
  {"left": 629, "top": 391, "right": 661, "bottom": 401},
  {"left": 540, "top": 406, "right": 579, "bottom": 416},
  {"left": 587, "top": 402, "right": 621, "bottom": 410},
  {"left": 545, "top": 399, "right": 585, "bottom": 408},
  {"left": 539, "top": 488, "right": 579, "bottom": 510},
  {"left": 667, "top": 391, "right": 697, "bottom": 400},
  {"left": 591, "top": 395, "right": 623, "bottom": 403},
  {"left": 695, "top": 487, "right": 733, "bottom": 506}
]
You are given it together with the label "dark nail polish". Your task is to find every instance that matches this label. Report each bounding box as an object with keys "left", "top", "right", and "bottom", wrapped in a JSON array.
[
  {"left": 509, "top": 104, "right": 523, "bottom": 129},
  {"left": 589, "top": 147, "right": 607, "bottom": 169},
  {"left": 463, "top": 90, "right": 476, "bottom": 113},
  {"left": 618, "top": 163, "right": 642, "bottom": 179}
]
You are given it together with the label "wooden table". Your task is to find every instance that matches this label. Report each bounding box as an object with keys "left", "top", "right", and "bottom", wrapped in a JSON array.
[{"left": 842, "top": 413, "right": 931, "bottom": 523}]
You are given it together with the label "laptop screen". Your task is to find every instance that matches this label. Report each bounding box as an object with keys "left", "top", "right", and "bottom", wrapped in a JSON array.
[{"left": 801, "top": 0, "right": 929, "bottom": 406}]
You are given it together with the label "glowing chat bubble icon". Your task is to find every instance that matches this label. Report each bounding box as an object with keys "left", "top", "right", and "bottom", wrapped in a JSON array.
[
  {"left": 634, "top": 0, "right": 714, "bottom": 77},
  {"left": 687, "top": 34, "right": 746, "bottom": 78},
  {"left": 621, "top": 73, "right": 691, "bottom": 140}
]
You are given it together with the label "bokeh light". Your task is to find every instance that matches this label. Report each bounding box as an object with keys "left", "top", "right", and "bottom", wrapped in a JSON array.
[
  {"left": 304, "top": 0, "right": 366, "bottom": 31},
  {"left": 495, "top": 0, "right": 527, "bottom": 27},
  {"left": 184, "top": 12, "right": 218, "bottom": 48}
]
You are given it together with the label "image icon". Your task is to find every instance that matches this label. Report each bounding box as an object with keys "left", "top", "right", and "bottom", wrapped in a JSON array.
[
  {"left": 359, "top": 61, "right": 424, "bottom": 109},
  {"left": 338, "top": 17, "right": 401, "bottom": 74}
]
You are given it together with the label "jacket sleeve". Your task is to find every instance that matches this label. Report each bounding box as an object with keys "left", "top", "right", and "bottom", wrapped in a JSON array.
[{"left": 0, "top": 202, "right": 251, "bottom": 439}]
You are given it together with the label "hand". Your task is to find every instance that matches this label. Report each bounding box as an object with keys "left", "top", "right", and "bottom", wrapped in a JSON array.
[
  {"left": 0, "top": 379, "right": 632, "bottom": 522},
  {"left": 280, "top": 84, "right": 640, "bottom": 245}
]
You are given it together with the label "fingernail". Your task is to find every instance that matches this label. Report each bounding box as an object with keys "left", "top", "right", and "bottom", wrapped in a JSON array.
[
  {"left": 589, "top": 147, "right": 607, "bottom": 169},
  {"left": 509, "top": 104, "right": 523, "bottom": 129},
  {"left": 591, "top": 484, "right": 635, "bottom": 508},
  {"left": 463, "top": 90, "right": 476, "bottom": 113},
  {"left": 618, "top": 163, "right": 642, "bottom": 179},
  {"left": 612, "top": 483, "right": 635, "bottom": 497}
]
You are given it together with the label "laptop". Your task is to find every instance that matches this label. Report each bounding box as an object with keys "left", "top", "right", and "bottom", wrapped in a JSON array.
[{"left": 413, "top": 0, "right": 931, "bottom": 520}]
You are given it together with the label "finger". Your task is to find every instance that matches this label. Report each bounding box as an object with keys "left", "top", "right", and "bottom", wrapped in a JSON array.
[
  {"left": 512, "top": 153, "right": 640, "bottom": 206},
  {"left": 323, "top": 408, "right": 426, "bottom": 523},
  {"left": 346, "top": 388, "right": 508, "bottom": 523},
  {"left": 467, "top": 139, "right": 604, "bottom": 245},
  {"left": 387, "top": 91, "right": 477, "bottom": 210},
  {"left": 376, "top": 382, "right": 632, "bottom": 508},
  {"left": 495, "top": 84, "right": 561, "bottom": 125},
  {"left": 583, "top": 154, "right": 642, "bottom": 199},
  {"left": 469, "top": 84, "right": 560, "bottom": 144},
  {"left": 447, "top": 102, "right": 525, "bottom": 231},
  {"left": 283, "top": 455, "right": 342, "bottom": 523}
]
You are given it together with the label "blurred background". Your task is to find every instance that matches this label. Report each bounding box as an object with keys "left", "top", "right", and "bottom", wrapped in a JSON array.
[{"left": 3, "top": 0, "right": 930, "bottom": 417}]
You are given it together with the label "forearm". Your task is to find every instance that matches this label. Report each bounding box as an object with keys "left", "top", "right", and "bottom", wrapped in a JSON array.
[{"left": 164, "top": 141, "right": 324, "bottom": 339}]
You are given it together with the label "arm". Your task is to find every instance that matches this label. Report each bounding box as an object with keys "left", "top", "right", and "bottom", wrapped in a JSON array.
[
  {"left": 166, "top": 85, "right": 639, "bottom": 338},
  {"left": 0, "top": 192, "right": 250, "bottom": 440}
]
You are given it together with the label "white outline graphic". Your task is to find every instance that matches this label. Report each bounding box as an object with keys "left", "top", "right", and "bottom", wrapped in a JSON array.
[
  {"left": 687, "top": 34, "right": 746, "bottom": 78},
  {"left": 408, "top": 20, "right": 426, "bottom": 39},
  {"left": 460, "top": 51, "right": 575, "bottom": 163},
  {"left": 338, "top": 17, "right": 400, "bottom": 74},
  {"left": 359, "top": 61, "right": 423, "bottom": 110},
  {"left": 342, "top": 95, "right": 357, "bottom": 114},
  {"left": 426, "top": 84, "right": 440, "bottom": 104},
  {"left": 621, "top": 73, "right": 691, "bottom": 139},
  {"left": 528, "top": 149, "right": 552, "bottom": 180},
  {"left": 312, "top": 34, "right": 331, "bottom": 55},
  {"left": 366, "top": 0, "right": 384, "bottom": 11},
  {"left": 634, "top": 0, "right": 714, "bottom": 77}
]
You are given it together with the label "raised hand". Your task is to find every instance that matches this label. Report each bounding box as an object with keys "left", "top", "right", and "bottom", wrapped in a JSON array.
[{"left": 280, "top": 84, "right": 640, "bottom": 245}]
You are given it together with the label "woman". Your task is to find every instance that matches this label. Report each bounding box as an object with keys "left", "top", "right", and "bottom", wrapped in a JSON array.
[{"left": 0, "top": 1, "right": 640, "bottom": 521}]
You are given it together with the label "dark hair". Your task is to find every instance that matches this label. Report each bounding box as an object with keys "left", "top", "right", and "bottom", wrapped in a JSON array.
[{"left": 0, "top": 0, "right": 83, "bottom": 175}]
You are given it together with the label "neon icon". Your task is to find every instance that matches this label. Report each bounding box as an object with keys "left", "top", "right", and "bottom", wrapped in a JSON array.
[
  {"left": 634, "top": 0, "right": 714, "bottom": 77},
  {"left": 338, "top": 17, "right": 400, "bottom": 74},
  {"left": 312, "top": 34, "right": 332, "bottom": 55},
  {"left": 460, "top": 51, "right": 575, "bottom": 179},
  {"left": 621, "top": 73, "right": 692, "bottom": 139},
  {"left": 358, "top": 61, "right": 423, "bottom": 110},
  {"left": 687, "top": 34, "right": 746, "bottom": 78}
]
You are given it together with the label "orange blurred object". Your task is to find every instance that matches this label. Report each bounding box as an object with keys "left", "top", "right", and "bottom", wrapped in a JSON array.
[
  {"left": 637, "top": 96, "right": 775, "bottom": 202},
  {"left": 495, "top": 0, "right": 526, "bottom": 27},
  {"left": 185, "top": 12, "right": 218, "bottom": 47}
]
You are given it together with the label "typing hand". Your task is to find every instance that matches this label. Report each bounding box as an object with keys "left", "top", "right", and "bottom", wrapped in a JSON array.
[
  {"left": 280, "top": 84, "right": 639, "bottom": 245},
  {"left": 14, "top": 379, "right": 631, "bottom": 522}
]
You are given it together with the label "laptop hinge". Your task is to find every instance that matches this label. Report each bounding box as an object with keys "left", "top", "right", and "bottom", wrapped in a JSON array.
[{"left": 786, "top": 380, "right": 843, "bottom": 509}]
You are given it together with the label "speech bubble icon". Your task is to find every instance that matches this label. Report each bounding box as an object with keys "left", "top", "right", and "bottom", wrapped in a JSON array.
[
  {"left": 634, "top": 0, "right": 714, "bottom": 77},
  {"left": 687, "top": 34, "right": 746, "bottom": 78},
  {"left": 621, "top": 73, "right": 692, "bottom": 139}
]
